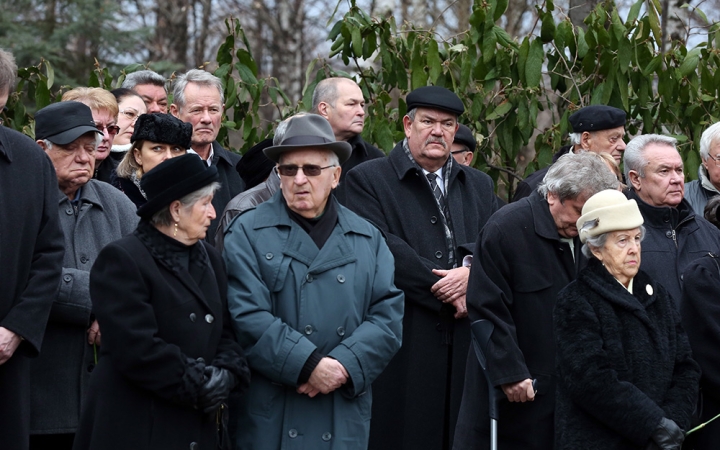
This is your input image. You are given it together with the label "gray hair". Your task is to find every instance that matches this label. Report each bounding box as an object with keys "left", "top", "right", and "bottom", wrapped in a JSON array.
[
  {"left": 568, "top": 132, "right": 582, "bottom": 146},
  {"left": 274, "top": 112, "right": 309, "bottom": 145},
  {"left": 122, "top": 70, "right": 166, "bottom": 91},
  {"left": 172, "top": 69, "right": 224, "bottom": 110},
  {"left": 43, "top": 134, "right": 102, "bottom": 151},
  {"left": 311, "top": 78, "right": 341, "bottom": 113},
  {"left": 150, "top": 182, "right": 220, "bottom": 227},
  {"left": 623, "top": 134, "right": 678, "bottom": 181},
  {"left": 0, "top": 48, "right": 17, "bottom": 95},
  {"left": 538, "top": 152, "right": 619, "bottom": 201},
  {"left": 407, "top": 108, "right": 417, "bottom": 121},
  {"left": 581, "top": 223, "right": 646, "bottom": 259},
  {"left": 700, "top": 122, "right": 720, "bottom": 160}
]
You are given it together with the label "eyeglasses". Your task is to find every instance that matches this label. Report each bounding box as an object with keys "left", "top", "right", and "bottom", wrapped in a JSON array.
[
  {"left": 450, "top": 149, "right": 470, "bottom": 155},
  {"left": 119, "top": 109, "right": 141, "bottom": 122},
  {"left": 96, "top": 123, "right": 120, "bottom": 136},
  {"left": 277, "top": 164, "right": 336, "bottom": 177},
  {"left": 709, "top": 154, "right": 720, "bottom": 167}
]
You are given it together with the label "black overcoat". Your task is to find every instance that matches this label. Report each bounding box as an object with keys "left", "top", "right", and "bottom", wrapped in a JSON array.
[
  {"left": 454, "top": 191, "right": 584, "bottom": 450},
  {"left": 208, "top": 141, "right": 243, "bottom": 242},
  {"left": 554, "top": 259, "right": 700, "bottom": 449},
  {"left": 681, "top": 253, "right": 720, "bottom": 450},
  {"left": 72, "top": 221, "right": 249, "bottom": 450},
  {"left": 344, "top": 142, "right": 499, "bottom": 450},
  {"left": 0, "top": 126, "right": 64, "bottom": 450},
  {"left": 334, "top": 134, "right": 385, "bottom": 204}
]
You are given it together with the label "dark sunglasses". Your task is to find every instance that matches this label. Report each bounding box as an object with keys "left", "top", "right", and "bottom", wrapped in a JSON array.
[
  {"left": 277, "top": 164, "right": 336, "bottom": 177},
  {"left": 96, "top": 123, "right": 120, "bottom": 136}
]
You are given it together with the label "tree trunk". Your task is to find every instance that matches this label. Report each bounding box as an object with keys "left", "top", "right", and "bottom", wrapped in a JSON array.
[
  {"left": 150, "top": 0, "right": 189, "bottom": 67},
  {"left": 569, "top": 0, "right": 599, "bottom": 30},
  {"left": 662, "top": 0, "right": 689, "bottom": 51}
]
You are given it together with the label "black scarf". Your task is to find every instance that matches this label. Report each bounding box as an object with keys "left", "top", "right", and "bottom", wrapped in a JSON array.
[{"left": 284, "top": 196, "right": 338, "bottom": 249}]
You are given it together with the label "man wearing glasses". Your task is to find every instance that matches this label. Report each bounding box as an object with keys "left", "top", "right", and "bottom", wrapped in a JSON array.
[
  {"left": 61, "top": 87, "right": 121, "bottom": 184},
  {"left": 344, "top": 86, "right": 500, "bottom": 450},
  {"left": 223, "top": 113, "right": 403, "bottom": 449},
  {"left": 685, "top": 122, "right": 720, "bottom": 215}
]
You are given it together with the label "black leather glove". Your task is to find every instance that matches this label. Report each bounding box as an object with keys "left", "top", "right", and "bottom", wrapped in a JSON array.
[
  {"left": 649, "top": 417, "right": 685, "bottom": 450},
  {"left": 197, "top": 365, "right": 236, "bottom": 415}
]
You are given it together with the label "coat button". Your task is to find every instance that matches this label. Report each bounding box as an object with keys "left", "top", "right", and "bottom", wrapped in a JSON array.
[
  {"left": 265, "top": 252, "right": 273, "bottom": 260},
  {"left": 435, "top": 251, "right": 443, "bottom": 259},
  {"left": 336, "top": 327, "right": 345, "bottom": 337},
  {"left": 87, "top": 364, "right": 94, "bottom": 373},
  {"left": 189, "top": 313, "right": 196, "bottom": 322},
  {"left": 63, "top": 275, "right": 72, "bottom": 282},
  {"left": 196, "top": 357, "right": 205, "bottom": 364},
  {"left": 304, "top": 325, "right": 313, "bottom": 335},
  {"left": 436, "top": 323, "right": 443, "bottom": 332},
  {"left": 288, "top": 429, "right": 298, "bottom": 438},
  {"left": 190, "top": 443, "right": 198, "bottom": 450},
  {"left": 430, "top": 216, "right": 438, "bottom": 224},
  {"left": 322, "top": 432, "right": 332, "bottom": 441},
  {"left": 665, "top": 231, "right": 673, "bottom": 238},
  {"left": 65, "top": 208, "right": 73, "bottom": 215},
  {"left": 205, "top": 314, "right": 214, "bottom": 324},
  {"left": 306, "top": 274, "right": 314, "bottom": 283},
  {"left": 80, "top": 256, "right": 88, "bottom": 264},
  {"left": 337, "top": 274, "right": 345, "bottom": 283}
]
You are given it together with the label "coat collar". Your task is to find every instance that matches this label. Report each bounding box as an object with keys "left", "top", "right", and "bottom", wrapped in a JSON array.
[
  {"left": 626, "top": 189, "right": 696, "bottom": 229},
  {"left": 211, "top": 141, "right": 235, "bottom": 167},
  {"left": 57, "top": 179, "right": 105, "bottom": 210},
  {"left": 528, "top": 191, "right": 565, "bottom": 241},
  {"left": 387, "top": 140, "right": 466, "bottom": 184},
  {"left": 0, "top": 126, "right": 12, "bottom": 163}
]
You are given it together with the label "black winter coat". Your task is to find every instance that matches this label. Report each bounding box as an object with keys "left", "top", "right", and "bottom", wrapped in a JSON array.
[
  {"left": 208, "top": 142, "right": 244, "bottom": 243},
  {"left": 454, "top": 191, "right": 584, "bottom": 450},
  {"left": 72, "top": 221, "right": 249, "bottom": 450},
  {"left": 0, "top": 126, "right": 64, "bottom": 450},
  {"left": 554, "top": 259, "right": 700, "bottom": 449},
  {"left": 344, "top": 142, "right": 499, "bottom": 450},
  {"left": 334, "top": 134, "right": 385, "bottom": 204},
  {"left": 681, "top": 253, "right": 720, "bottom": 449}
]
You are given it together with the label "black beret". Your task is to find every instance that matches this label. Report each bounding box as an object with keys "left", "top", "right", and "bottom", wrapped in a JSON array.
[
  {"left": 453, "top": 124, "right": 476, "bottom": 152},
  {"left": 569, "top": 106, "right": 626, "bottom": 133},
  {"left": 406, "top": 86, "right": 464, "bottom": 116},
  {"left": 131, "top": 113, "right": 193, "bottom": 149},
  {"left": 236, "top": 138, "right": 275, "bottom": 190}
]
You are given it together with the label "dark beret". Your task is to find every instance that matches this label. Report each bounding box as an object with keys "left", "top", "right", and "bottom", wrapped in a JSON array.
[
  {"left": 131, "top": 113, "right": 193, "bottom": 149},
  {"left": 453, "top": 124, "right": 476, "bottom": 152},
  {"left": 569, "top": 106, "right": 626, "bottom": 133},
  {"left": 236, "top": 138, "right": 275, "bottom": 190},
  {"left": 406, "top": 86, "right": 464, "bottom": 116}
]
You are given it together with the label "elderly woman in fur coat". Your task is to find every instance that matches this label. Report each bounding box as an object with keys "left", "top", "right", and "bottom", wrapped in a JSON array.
[{"left": 554, "top": 189, "right": 700, "bottom": 450}]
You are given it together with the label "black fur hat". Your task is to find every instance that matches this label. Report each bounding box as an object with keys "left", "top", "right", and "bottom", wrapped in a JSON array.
[{"left": 131, "top": 113, "right": 193, "bottom": 149}]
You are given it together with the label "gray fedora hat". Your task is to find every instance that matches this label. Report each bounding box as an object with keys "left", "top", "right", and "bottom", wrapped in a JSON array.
[{"left": 263, "top": 114, "right": 352, "bottom": 164}]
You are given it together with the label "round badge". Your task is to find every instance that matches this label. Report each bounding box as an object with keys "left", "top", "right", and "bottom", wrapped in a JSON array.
[{"left": 646, "top": 284, "right": 654, "bottom": 296}]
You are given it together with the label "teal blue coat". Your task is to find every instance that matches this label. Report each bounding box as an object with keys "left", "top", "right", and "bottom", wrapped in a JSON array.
[{"left": 223, "top": 193, "right": 404, "bottom": 450}]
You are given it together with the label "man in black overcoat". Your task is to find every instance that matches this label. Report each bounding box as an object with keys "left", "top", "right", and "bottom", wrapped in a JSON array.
[
  {"left": 344, "top": 86, "right": 499, "bottom": 450},
  {"left": 0, "top": 48, "right": 65, "bottom": 450},
  {"left": 453, "top": 152, "right": 619, "bottom": 450}
]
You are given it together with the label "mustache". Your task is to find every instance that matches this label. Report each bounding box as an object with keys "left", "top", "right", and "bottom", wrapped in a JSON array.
[{"left": 425, "top": 137, "right": 447, "bottom": 149}]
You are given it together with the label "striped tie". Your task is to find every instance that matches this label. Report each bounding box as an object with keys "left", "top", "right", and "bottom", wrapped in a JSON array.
[{"left": 426, "top": 173, "right": 445, "bottom": 210}]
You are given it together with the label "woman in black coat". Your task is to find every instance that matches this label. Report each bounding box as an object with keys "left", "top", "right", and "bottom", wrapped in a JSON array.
[
  {"left": 73, "top": 154, "right": 250, "bottom": 450},
  {"left": 554, "top": 190, "right": 700, "bottom": 450}
]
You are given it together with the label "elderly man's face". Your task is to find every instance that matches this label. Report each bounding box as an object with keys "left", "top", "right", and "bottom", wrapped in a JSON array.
[
  {"left": 703, "top": 139, "right": 720, "bottom": 190},
  {"left": 451, "top": 143, "right": 473, "bottom": 166},
  {"left": 404, "top": 108, "right": 458, "bottom": 171},
  {"left": 278, "top": 148, "right": 341, "bottom": 219},
  {"left": 321, "top": 80, "right": 365, "bottom": 141},
  {"left": 0, "top": 88, "right": 8, "bottom": 111},
  {"left": 582, "top": 126, "right": 626, "bottom": 164},
  {"left": 171, "top": 83, "right": 223, "bottom": 149},
  {"left": 547, "top": 191, "right": 589, "bottom": 238},
  {"left": 134, "top": 83, "right": 168, "bottom": 114},
  {"left": 40, "top": 132, "right": 97, "bottom": 199},
  {"left": 629, "top": 143, "right": 684, "bottom": 207}
]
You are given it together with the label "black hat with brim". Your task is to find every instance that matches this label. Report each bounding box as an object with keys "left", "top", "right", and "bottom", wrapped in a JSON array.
[
  {"left": 35, "top": 101, "right": 102, "bottom": 145},
  {"left": 569, "top": 105, "right": 626, "bottom": 133},
  {"left": 137, "top": 153, "right": 219, "bottom": 219},
  {"left": 236, "top": 137, "right": 275, "bottom": 189},
  {"left": 406, "top": 86, "right": 464, "bottom": 116},
  {"left": 263, "top": 114, "right": 352, "bottom": 164},
  {"left": 453, "top": 124, "right": 477, "bottom": 152}
]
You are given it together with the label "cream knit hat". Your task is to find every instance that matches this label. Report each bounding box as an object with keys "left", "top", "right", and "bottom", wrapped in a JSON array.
[{"left": 577, "top": 189, "right": 644, "bottom": 243}]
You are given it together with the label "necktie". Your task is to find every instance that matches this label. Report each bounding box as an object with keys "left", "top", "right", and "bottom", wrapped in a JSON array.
[{"left": 426, "top": 173, "right": 445, "bottom": 210}]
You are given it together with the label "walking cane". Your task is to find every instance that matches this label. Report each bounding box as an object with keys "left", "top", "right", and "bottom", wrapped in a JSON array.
[{"left": 470, "top": 319, "right": 499, "bottom": 450}]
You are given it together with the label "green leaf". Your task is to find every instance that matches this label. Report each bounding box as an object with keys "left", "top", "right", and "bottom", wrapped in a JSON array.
[
  {"left": 482, "top": 27, "right": 498, "bottom": 64},
  {"left": 494, "top": 0, "right": 508, "bottom": 21},
  {"left": 427, "top": 39, "right": 442, "bottom": 83},
  {"left": 44, "top": 60, "right": 54, "bottom": 90},
  {"left": 328, "top": 20, "right": 343, "bottom": 41},
  {"left": 679, "top": 49, "right": 701, "bottom": 77},
  {"left": 410, "top": 41, "right": 428, "bottom": 89},
  {"left": 526, "top": 39, "right": 544, "bottom": 88},
  {"left": 518, "top": 37, "right": 530, "bottom": 86},
  {"left": 642, "top": 56, "right": 663, "bottom": 76},
  {"left": 626, "top": 0, "right": 644, "bottom": 26},
  {"left": 351, "top": 26, "right": 363, "bottom": 57},
  {"left": 486, "top": 101, "right": 513, "bottom": 120},
  {"left": 577, "top": 27, "right": 589, "bottom": 58},
  {"left": 540, "top": 12, "right": 555, "bottom": 43},
  {"left": 494, "top": 26, "right": 518, "bottom": 51}
]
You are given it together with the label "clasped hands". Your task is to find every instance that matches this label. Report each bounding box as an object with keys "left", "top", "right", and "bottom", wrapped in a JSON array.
[
  {"left": 297, "top": 357, "right": 349, "bottom": 398},
  {"left": 432, "top": 266, "right": 470, "bottom": 319}
]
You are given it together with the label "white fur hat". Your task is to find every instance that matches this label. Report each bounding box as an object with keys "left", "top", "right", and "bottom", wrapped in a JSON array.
[{"left": 577, "top": 189, "right": 644, "bottom": 243}]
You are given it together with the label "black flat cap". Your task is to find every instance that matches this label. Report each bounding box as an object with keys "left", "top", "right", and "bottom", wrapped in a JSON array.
[
  {"left": 137, "top": 154, "right": 219, "bottom": 219},
  {"left": 237, "top": 138, "right": 275, "bottom": 189},
  {"left": 453, "top": 124, "right": 476, "bottom": 152},
  {"left": 406, "top": 86, "right": 464, "bottom": 116},
  {"left": 35, "top": 101, "right": 102, "bottom": 145},
  {"left": 263, "top": 114, "right": 352, "bottom": 164},
  {"left": 131, "top": 113, "right": 193, "bottom": 149},
  {"left": 569, "top": 106, "right": 626, "bottom": 133}
]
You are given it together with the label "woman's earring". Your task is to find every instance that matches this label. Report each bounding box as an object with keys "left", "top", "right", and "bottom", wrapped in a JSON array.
[{"left": 174, "top": 222, "right": 178, "bottom": 237}]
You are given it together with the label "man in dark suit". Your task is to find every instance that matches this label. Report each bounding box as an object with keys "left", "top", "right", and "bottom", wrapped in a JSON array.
[
  {"left": 345, "top": 86, "right": 499, "bottom": 450},
  {"left": 170, "top": 69, "right": 244, "bottom": 241}
]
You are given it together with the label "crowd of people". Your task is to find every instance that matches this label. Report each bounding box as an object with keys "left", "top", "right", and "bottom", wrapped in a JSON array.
[{"left": 1, "top": 43, "right": 720, "bottom": 450}]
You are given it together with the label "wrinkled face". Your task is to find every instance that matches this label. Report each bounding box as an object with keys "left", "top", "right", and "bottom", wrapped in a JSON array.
[
  {"left": 134, "top": 83, "right": 168, "bottom": 114},
  {"left": 171, "top": 83, "right": 223, "bottom": 149},
  {"left": 630, "top": 143, "right": 684, "bottom": 207},
  {"left": 116, "top": 95, "right": 147, "bottom": 146},
  {"left": 278, "top": 149, "right": 341, "bottom": 219},
  {"left": 703, "top": 139, "right": 720, "bottom": 190},
  {"left": 92, "top": 108, "right": 117, "bottom": 162},
  {"left": 134, "top": 140, "right": 186, "bottom": 174},
  {"left": 547, "top": 192, "right": 589, "bottom": 238},
  {"left": 591, "top": 228, "right": 642, "bottom": 287},
  {"left": 583, "top": 126, "right": 627, "bottom": 164},
  {"left": 450, "top": 143, "right": 473, "bottom": 166},
  {"left": 177, "top": 194, "right": 216, "bottom": 243},
  {"left": 0, "top": 88, "right": 8, "bottom": 112},
  {"left": 404, "top": 108, "right": 458, "bottom": 171},
  {"left": 322, "top": 80, "right": 365, "bottom": 141},
  {"left": 42, "top": 132, "right": 98, "bottom": 196}
]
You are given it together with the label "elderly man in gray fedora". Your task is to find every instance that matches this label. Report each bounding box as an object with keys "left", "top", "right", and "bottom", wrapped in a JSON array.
[{"left": 223, "top": 113, "right": 404, "bottom": 450}]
